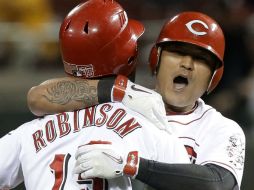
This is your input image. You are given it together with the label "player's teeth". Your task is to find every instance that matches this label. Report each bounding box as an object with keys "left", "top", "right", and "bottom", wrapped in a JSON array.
[{"left": 175, "top": 83, "right": 186, "bottom": 90}]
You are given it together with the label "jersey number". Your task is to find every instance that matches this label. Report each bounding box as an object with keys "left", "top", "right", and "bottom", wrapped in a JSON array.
[{"left": 50, "top": 154, "right": 108, "bottom": 190}]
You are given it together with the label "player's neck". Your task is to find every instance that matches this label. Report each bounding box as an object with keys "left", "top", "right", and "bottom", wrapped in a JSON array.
[{"left": 166, "top": 101, "right": 198, "bottom": 115}]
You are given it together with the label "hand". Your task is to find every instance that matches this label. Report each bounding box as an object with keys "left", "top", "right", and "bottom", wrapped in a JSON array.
[
  {"left": 74, "top": 141, "right": 139, "bottom": 179},
  {"left": 111, "top": 75, "right": 171, "bottom": 134}
]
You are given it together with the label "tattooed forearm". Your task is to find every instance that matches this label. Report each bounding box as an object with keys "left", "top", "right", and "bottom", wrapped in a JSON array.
[{"left": 43, "top": 80, "right": 98, "bottom": 106}]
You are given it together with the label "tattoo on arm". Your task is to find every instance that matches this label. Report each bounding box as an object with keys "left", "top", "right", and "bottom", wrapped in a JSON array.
[{"left": 43, "top": 80, "right": 97, "bottom": 107}]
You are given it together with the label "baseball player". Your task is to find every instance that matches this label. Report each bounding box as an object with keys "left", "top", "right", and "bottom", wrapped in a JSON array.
[
  {"left": 0, "top": 102, "right": 189, "bottom": 190},
  {"left": 27, "top": 10, "right": 246, "bottom": 190},
  {"left": 0, "top": 1, "right": 190, "bottom": 190}
]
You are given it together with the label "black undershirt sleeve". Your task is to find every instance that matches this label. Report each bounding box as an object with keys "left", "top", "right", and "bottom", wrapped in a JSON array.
[
  {"left": 97, "top": 72, "right": 135, "bottom": 103},
  {"left": 97, "top": 77, "right": 115, "bottom": 103},
  {"left": 136, "top": 158, "right": 238, "bottom": 190}
]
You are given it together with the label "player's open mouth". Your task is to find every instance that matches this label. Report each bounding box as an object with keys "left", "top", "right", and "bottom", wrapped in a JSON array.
[{"left": 173, "top": 76, "right": 188, "bottom": 90}]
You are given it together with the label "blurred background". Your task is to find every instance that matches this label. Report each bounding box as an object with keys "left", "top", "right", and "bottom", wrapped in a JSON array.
[{"left": 0, "top": 0, "right": 253, "bottom": 189}]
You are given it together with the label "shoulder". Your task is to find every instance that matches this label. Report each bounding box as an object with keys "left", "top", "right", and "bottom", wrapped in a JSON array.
[
  {"left": 13, "top": 115, "right": 57, "bottom": 135},
  {"left": 199, "top": 99, "right": 245, "bottom": 138}
]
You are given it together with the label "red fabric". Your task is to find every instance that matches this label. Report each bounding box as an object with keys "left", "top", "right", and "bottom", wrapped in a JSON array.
[
  {"left": 123, "top": 151, "right": 139, "bottom": 177},
  {"left": 112, "top": 75, "right": 128, "bottom": 102}
]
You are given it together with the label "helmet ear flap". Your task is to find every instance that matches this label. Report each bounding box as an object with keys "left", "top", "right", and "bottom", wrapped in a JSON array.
[
  {"left": 149, "top": 45, "right": 160, "bottom": 75},
  {"left": 207, "top": 66, "right": 224, "bottom": 94}
]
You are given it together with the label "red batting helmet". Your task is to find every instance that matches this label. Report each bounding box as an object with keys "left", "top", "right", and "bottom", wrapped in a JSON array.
[
  {"left": 60, "top": 0, "right": 144, "bottom": 78},
  {"left": 149, "top": 11, "right": 225, "bottom": 93}
]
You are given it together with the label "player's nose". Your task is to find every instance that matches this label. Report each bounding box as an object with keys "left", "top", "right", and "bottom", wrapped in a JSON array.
[{"left": 179, "top": 55, "right": 194, "bottom": 71}]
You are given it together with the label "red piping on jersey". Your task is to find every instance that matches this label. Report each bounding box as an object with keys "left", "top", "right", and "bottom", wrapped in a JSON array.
[
  {"left": 179, "top": 136, "right": 200, "bottom": 146},
  {"left": 167, "top": 108, "right": 213, "bottom": 125}
]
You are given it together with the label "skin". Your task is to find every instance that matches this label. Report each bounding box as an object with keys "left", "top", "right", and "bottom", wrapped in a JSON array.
[
  {"left": 156, "top": 44, "right": 215, "bottom": 113},
  {"left": 27, "top": 43, "right": 216, "bottom": 116},
  {"left": 27, "top": 77, "right": 99, "bottom": 116}
]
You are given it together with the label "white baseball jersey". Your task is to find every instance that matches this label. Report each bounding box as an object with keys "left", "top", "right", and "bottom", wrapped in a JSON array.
[
  {"left": 0, "top": 102, "right": 189, "bottom": 190},
  {"left": 166, "top": 98, "right": 245, "bottom": 187}
]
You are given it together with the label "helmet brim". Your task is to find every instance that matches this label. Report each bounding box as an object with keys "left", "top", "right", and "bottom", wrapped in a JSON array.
[{"left": 128, "top": 19, "right": 145, "bottom": 39}]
